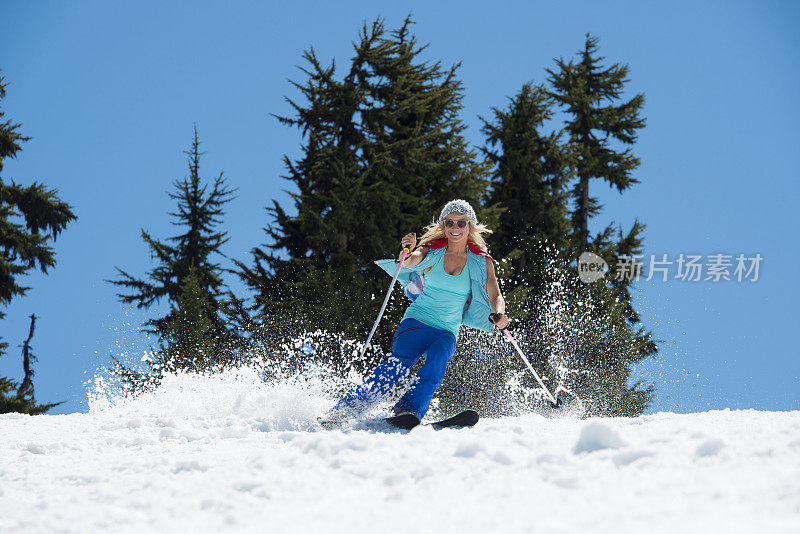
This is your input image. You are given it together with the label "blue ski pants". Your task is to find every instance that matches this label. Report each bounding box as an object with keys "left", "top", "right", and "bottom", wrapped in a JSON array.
[{"left": 335, "top": 318, "right": 457, "bottom": 420}]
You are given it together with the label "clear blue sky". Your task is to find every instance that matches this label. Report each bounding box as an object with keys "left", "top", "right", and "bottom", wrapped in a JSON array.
[{"left": 1, "top": 0, "right": 798, "bottom": 414}]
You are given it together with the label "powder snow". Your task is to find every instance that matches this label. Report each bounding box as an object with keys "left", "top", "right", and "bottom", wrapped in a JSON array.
[{"left": 1, "top": 368, "right": 799, "bottom": 533}]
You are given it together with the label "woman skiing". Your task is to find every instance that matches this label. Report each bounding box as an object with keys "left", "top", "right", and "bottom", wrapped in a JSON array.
[{"left": 322, "top": 199, "right": 509, "bottom": 429}]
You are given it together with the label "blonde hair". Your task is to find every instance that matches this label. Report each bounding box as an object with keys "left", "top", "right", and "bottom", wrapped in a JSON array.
[{"left": 418, "top": 212, "right": 492, "bottom": 253}]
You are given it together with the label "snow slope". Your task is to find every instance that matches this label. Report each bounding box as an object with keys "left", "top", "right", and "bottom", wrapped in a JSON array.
[{"left": 1, "top": 369, "right": 799, "bottom": 533}]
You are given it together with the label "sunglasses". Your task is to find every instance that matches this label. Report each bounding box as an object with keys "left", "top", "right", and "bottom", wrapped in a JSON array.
[{"left": 444, "top": 219, "right": 468, "bottom": 229}]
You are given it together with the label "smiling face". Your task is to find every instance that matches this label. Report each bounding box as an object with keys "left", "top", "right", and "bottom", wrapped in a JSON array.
[{"left": 442, "top": 213, "right": 470, "bottom": 248}]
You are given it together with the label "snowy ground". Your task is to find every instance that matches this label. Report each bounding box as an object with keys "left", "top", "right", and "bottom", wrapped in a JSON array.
[{"left": 1, "top": 369, "right": 799, "bottom": 533}]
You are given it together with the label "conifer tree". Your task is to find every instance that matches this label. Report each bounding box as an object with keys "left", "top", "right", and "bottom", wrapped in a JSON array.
[
  {"left": 237, "top": 16, "right": 493, "bottom": 369},
  {"left": 110, "top": 126, "right": 236, "bottom": 361},
  {"left": 546, "top": 34, "right": 655, "bottom": 415},
  {"left": 159, "top": 268, "right": 219, "bottom": 371},
  {"left": 547, "top": 33, "right": 646, "bottom": 255},
  {"left": 547, "top": 33, "right": 650, "bottom": 319},
  {"left": 0, "top": 315, "right": 61, "bottom": 414},
  {"left": 110, "top": 269, "right": 223, "bottom": 394},
  {"left": 481, "top": 82, "right": 571, "bottom": 305},
  {"left": 0, "top": 70, "right": 75, "bottom": 414}
]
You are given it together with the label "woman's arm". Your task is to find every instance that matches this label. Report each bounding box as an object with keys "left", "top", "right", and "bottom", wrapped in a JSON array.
[
  {"left": 402, "top": 246, "right": 429, "bottom": 267},
  {"left": 486, "top": 256, "right": 509, "bottom": 329}
]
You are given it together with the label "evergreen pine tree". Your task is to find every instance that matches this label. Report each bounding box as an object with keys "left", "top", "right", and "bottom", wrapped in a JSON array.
[
  {"left": 0, "top": 70, "right": 75, "bottom": 414},
  {"left": 481, "top": 82, "right": 571, "bottom": 308},
  {"left": 109, "top": 125, "right": 237, "bottom": 367},
  {"left": 156, "top": 267, "right": 220, "bottom": 374},
  {"left": 0, "top": 377, "right": 59, "bottom": 415},
  {"left": 0, "top": 315, "right": 61, "bottom": 414},
  {"left": 546, "top": 34, "right": 655, "bottom": 415},
  {"left": 236, "top": 16, "right": 494, "bottom": 370},
  {"left": 547, "top": 33, "right": 646, "bottom": 255}
]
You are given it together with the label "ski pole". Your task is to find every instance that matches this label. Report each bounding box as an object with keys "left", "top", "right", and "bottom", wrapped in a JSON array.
[
  {"left": 356, "top": 246, "right": 411, "bottom": 361},
  {"left": 489, "top": 313, "right": 560, "bottom": 408}
]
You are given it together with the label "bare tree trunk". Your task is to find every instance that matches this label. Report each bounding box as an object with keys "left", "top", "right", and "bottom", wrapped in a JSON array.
[
  {"left": 16, "top": 314, "right": 37, "bottom": 398},
  {"left": 579, "top": 174, "right": 589, "bottom": 252}
]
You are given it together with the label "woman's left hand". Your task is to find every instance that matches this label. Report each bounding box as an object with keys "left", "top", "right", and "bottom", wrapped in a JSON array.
[{"left": 493, "top": 313, "right": 509, "bottom": 329}]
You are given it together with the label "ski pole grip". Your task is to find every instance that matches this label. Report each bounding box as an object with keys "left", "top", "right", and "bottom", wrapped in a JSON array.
[
  {"left": 488, "top": 313, "right": 506, "bottom": 329},
  {"left": 397, "top": 246, "right": 411, "bottom": 263}
]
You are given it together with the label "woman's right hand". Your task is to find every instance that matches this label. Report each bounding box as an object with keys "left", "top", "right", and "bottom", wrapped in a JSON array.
[
  {"left": 399, "top": 233, "right": 428, "bottom": 267},
  {"left": 399, "top": 232, "right": 416, "bottom": 258}
]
